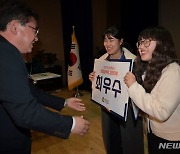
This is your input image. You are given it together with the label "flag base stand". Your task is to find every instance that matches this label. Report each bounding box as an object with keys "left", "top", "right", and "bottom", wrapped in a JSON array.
[{"left": 74, "top": 87, "right": 83, "bottom": 98}]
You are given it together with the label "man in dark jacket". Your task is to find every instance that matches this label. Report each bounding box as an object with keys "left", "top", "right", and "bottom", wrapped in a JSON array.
[{"left": 0, "top": 1, "right": 89, "bottom": 153}]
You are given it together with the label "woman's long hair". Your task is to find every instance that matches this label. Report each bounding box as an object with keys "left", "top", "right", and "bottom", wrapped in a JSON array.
[{"left": 133, "top": 26, "right": 179, "bottom": 92}]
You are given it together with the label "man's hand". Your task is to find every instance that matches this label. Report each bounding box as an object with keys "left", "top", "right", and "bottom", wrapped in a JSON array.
[
  {"left": 66, "top": 98, "right": 85, "bottom": 111},
  {"left": 71, "top": 116, "right": 90, "bottom": 135}
]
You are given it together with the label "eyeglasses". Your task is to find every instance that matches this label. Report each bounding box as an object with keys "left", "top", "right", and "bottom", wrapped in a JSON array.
[
  {"left": 136, "top": 39, "right": 152, "bottom": 48},
  {"left": 27, "top": 25, "right": 39, "bottom": 35}
]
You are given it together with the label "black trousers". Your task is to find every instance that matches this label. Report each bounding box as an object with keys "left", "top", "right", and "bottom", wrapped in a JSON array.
[
  {"left": 148, "top": 133, "right": 180, "bottom": 154},
  {"left": 101, "top": 106, "right": 144, "bottom": 154},
  {"left": 101, "top": 108, "right": 122, "bottom": 154}
]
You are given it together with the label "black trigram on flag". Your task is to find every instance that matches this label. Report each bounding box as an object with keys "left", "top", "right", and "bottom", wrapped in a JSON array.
[
  {"left": 68, "top": 70, "right": 72, "bottom": 76},
  {"left": 78, "top": 64, "right": 81, "bottom": 71},
  {"left": 71, "top": 43, "right": 75, "bottom": 49}
]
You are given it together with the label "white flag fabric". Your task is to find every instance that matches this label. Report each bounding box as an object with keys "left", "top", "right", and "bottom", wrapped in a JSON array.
[{"left": 67, "top": 28, "right": 83, "bottom": 90}]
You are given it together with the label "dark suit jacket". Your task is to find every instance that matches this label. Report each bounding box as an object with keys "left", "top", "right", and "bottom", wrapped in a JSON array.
[{"left": 0, "top": 35, "right": 73, "bottom": 151}]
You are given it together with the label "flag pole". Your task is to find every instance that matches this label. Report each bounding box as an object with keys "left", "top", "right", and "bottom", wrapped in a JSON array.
[
  {"left": 72, "top": 25, "right": 75, "bottom": 31},
  {"left": 74, "top": 86, "right": 82, "bottom": 98}
]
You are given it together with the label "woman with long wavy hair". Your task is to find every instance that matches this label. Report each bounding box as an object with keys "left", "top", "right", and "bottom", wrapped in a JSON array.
[{"left": 124, "top": 26, "right": 180, "bottom": 154}]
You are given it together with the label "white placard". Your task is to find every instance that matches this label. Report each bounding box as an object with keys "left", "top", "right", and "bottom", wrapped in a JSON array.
[{"left": 92, "top": 59, "right": 133, "bottom": 121}]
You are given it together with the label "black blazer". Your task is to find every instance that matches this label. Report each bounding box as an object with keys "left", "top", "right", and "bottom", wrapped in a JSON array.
[{"left": 0, "top": 36, "right": 72, "bottom": 151}]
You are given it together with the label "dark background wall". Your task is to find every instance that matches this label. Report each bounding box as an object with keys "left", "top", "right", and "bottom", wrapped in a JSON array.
[
  {"left": 23, "top": 0, "right": 66, "bottom": 86},
  {"left": 61, "top": 0, "right": 158, "bottom": 90},
  {"left": 61, "top": 0, "right": 93, "bottom": 90},
  {"left": 120, "top": 0, "right": 158, "bottom": 53},
  {"left": 22, "top": 0, "right": 180, "bottom": 91}
]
